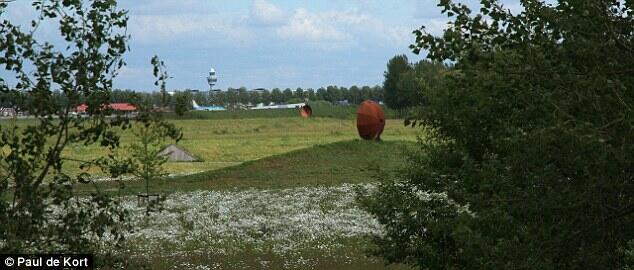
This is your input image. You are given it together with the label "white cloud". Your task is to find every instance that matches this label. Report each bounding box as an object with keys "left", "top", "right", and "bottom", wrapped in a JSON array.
[
  {"left": 113, "top": 65, "right": 156, "bottom": 90},
  {"left": 250, "top": 0, "right": 285, "bottom": 25},
  {"left": 117, "top": 65, "right": 149, "bottom": 79},
  {"left": 276, "top": 8, "right": 347, "bottom": 42},
  {"left": 325, "top": 9, "right": 415, "bottom": 46},
  {"left": 355, "top": 18, "right": 414, "bottom": 46},
  {"left": 124, "top": 2, "right": 414, "bottom": 52},
  {"left": 123, "top": 0, "right": 218, "bottom": 15},
  {"left": 273, "top": 7, "right": 418, "bottom": 51},
  {"left": 420, "top": 18, "right": 451, "bottom": 36},
  {"left": 413, "top": 1, "right": 446, "bottom": 19},
  {"left": 128, "top": 14, "right": 252, "bottom": 46},
  {"left": 322, "top": 9, "right": 371, "bottom": 25}
]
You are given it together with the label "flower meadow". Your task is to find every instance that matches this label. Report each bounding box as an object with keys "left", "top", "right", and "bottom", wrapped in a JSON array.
[{"left": 109, "top": 183, "right": 390, "bottom": 269}]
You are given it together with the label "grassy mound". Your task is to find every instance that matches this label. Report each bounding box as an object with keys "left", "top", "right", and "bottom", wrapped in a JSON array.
[
  {"left": 170, "top": 139, "right": 412, "bottom": 189},
  {"left": 87, "top": 139, "right": 413, "bottom": 195}
]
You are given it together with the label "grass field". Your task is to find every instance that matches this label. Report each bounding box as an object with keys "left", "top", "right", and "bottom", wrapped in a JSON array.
[
  {"left": 61, "top": 116, "right": 418, "bottom": 177},
  {"left": 2, "top": 112, "right": 421, "bottom": 269}
]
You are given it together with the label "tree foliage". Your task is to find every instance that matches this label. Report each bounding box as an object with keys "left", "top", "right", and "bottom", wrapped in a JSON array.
[
  {"left": 152, "top": 55, "right": 171, "bottom": 109},
  {"left": 173, "top": 92, "right": 190, "bottom": 116},
  {"left": 383, "top": 55, "right": 446, "bottom": 111},
  {"left": 0, "top": 0, "right": 131, "bottom": 254},
  {"left": 362, "top": 0, "right": 634, "bottom": 269},
  {"left": 383, "top": 55, "right": 411, "bottom": 110}
]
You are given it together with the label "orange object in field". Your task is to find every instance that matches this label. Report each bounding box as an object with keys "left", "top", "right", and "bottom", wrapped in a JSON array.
[
  {"left": 356, "top": 100, "right": 385, "bottom": 140},
  {"left": 299, "top": 105, "right": 312, "bottom": 118}
]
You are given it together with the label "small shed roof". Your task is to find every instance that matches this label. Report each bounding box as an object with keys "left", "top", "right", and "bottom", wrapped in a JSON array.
[{"left": 158, "top": 144, "right": 199, "bottom": 162}]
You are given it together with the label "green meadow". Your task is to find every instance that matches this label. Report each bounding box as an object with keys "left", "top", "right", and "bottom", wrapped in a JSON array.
[
  {"left": 3, "top": 111, "right": 421, "bottom": 269},
  {"left": 62, "top": 116, "right": 418, "bottom": 177}
]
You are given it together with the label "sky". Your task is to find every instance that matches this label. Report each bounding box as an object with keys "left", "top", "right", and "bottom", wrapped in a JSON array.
[{"left": 1, "top": 0, "right": 524, "bottom": 92}]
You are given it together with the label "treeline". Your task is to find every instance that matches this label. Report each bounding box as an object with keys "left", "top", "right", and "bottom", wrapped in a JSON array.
[
  {"left": 112, "top": 85, "right": 384, "bottom": 108},
  {"left": 382, "top": 54, "right": 447, "bottom": 112},
  {"left": 0, "top": 85, "right": 383, "bottom": 112}
]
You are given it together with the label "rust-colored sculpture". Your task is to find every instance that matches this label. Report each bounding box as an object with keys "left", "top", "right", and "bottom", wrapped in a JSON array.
[
  {"left": 299, "top": 105, "right": 312, "bottom": 118},
  {"left": 356, "top": 100, "right": 385, "bottom": 140}
]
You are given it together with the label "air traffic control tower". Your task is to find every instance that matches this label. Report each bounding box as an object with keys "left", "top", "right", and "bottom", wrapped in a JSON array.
[{"left": 207, "top": 68, "right": 219, "bottom": 92}]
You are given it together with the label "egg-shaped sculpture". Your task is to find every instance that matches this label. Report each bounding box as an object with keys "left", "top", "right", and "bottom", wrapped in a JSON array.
[
  {"left": 299, "top": 105, "right": 312, "bottom": 118},
  {"left": 356, "top": 100, "right": 385, "bottom": 140}
]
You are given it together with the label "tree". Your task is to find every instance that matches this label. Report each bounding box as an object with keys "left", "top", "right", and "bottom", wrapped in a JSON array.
[
  {"left": 383, "top": 54, "right": 412, "bottom": 109},
  {"left": 148, "top": 91, "right": 163, "bottom": 107},
  {"left": 236, "top": 88, "right": 248, "bottom": 104},
  {"left": 130, "top": 112, "right": 180, "bottom": 214},
  {"left": 399, "top": 60, "right": 446, "bottom": 108},
  {"left": 249, "top": 91, "right": 261, "bottom": 105},
  {"left": 382, "top": 57, "right": 444, "bottom": 111},
  {"left": 271, "top": 88, "right": 284, "bottom": 103},
  {"left": 152, "top": 57, "right": 171, "bottom": 109},
  {"left": 174, "top": 92, "right": 190, "bottom": 116},
  {"left": 306, "top": 88, "right": 316, "bottom": 101},
  {"left": 260, "top": 90, "right": 271, "bottom": 104},
  {"left": 394, "top": 70, "right": 421, "bottom": 106},
  {"left": 211, "top": 91, "right": 227, "bottom": 105},
  {"left": 326, "top": 85, "right": 340, "bottom": 102},
  {"left": 192, "top": 91, "right": 206, "bottom": 106},
  {"left": 370, "top": 85, "right": 384, "bottom": 101},
  {"left": 339, "top": 86, "right": 349, "bottom": 101},
  {"left": 349, "top": 85, "right": 361, "bottom": 104},
  {"left": 0, "top": 0, "right": 131, "bottom": 255},
  {"left": 316, "top": 87, "right": 326, "bottom": 101},
  {"left": 360, "top": 86, "right": 372, "bottom": 101},
  {"left": 361, "top": 0, "right": 634, "bottom": 269},
  {"left": 295, "top": 87, "right": 305, "bottom": 100},
  {"left": 226, "top": 89, "right": 238, "bottom": 104},
  {"left": 129, "top": 97, "right": 181, "bottom": 215},
  {"left": 282, "top": 88, "right": 293, "bottom": 102}
]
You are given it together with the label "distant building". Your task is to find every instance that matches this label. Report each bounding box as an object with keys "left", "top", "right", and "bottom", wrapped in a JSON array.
[
  {"left": 249, "top": 88, "right": 267, "bottom": 93},
  {"left": 75, "top": 103, "right": 137, "bottom": 113},
  {"left": 0, "top": 107, "right": 16, "bottom": 117}
]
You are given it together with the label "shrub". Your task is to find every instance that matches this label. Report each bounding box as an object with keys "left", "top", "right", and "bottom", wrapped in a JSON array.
[{"left": 362, "top": 1, "right": 634, "bottom": 269}]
